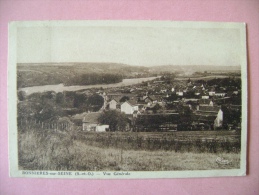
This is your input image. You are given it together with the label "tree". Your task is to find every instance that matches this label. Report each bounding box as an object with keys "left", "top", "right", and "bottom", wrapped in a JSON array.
[
  {"left": 87, "top": 94, "right": 104, "bottom": 111},
  {"left": 177, "top": 104, "right": 194, "bottom": 130},
  {"left": 35, "top": 99, "right": 64, "bottom": 121},
  {"left": 161, "top": 73, "right": 175, "bottom": 84},
  {"left": 151, "top": 103, "right": 162, "bottom": 113},
  {"left": 56, "top": 92, "right": 64, "bottom": 104},
  {"left": 18, "top": 91, "right": 26, "bottom": 101},
  {"left": 73, "top": 94, "right": 87, "bottom": 108},
  {"left": 41, "top": 91, "right": 56, "bottom": 100},
  {"left": 120, "top": 96, "right": 130, "bottom": 103},
  {"left": 98, "top": 110, "right": 128, "bottom": 131}
]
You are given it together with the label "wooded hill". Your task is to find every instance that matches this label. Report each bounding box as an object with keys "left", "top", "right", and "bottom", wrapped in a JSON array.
[{"left": 17, "top": 63, "right": 240, "bottom": 88}]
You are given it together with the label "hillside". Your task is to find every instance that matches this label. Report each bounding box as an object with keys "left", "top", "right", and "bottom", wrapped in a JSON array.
[
  {"left": 17, "top": 63, "right": 151, "bottom": 88},
  {"left": 17, "top": 63, "right": 240, "bottom": 88}
]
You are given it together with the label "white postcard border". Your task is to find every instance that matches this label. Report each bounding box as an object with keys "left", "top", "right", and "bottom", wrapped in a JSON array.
[{"left": 8, "top": 20, "right": 247, "bottom": 179}]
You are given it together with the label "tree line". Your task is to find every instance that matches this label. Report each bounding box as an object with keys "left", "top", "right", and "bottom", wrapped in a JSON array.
[
  {"left": 64, "top": 73, "right": 123, "bottom": 86},
  {"left": 18, "top": 71, "right": 123, "bottom": 88}
]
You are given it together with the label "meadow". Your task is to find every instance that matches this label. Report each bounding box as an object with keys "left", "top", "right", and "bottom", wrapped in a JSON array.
[{"left": 18, "top": 128, "right": 240, "bottom": 171}]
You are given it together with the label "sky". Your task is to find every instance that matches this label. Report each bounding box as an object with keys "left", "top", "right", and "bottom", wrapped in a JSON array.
[{"left": 16, "top": 22, "right": 242, "bottom": 67}]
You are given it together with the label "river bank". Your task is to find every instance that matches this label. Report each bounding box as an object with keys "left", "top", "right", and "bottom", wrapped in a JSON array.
[{"left": 18, "top": 77, "right": 158, "bottom": 95}]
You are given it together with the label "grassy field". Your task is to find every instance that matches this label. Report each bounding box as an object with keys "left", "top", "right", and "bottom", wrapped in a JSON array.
[{"left": 18, "top": 128, "right": 240, "bottom": 171}]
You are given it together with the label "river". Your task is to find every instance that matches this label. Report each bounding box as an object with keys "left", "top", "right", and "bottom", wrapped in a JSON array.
[{"left": 19, "top": 77, "right": 158, "bottom": 95}]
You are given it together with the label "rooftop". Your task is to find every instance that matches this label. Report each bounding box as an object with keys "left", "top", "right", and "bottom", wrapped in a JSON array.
[
  {"left": 198, "top": 105, "right": 220, "bottom": 112},
  {"left": 82, "top": 112, "right": 101, "bottom": 123}
]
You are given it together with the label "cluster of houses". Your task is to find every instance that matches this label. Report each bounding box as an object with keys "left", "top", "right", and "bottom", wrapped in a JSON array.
[{"left": 74, "top": 78, "right": 241, "bottom": 132}]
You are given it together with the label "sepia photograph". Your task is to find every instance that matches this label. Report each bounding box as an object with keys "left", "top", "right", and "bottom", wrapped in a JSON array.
[{"left": 8, "top": 21, "right": 247, "bottom": 178}]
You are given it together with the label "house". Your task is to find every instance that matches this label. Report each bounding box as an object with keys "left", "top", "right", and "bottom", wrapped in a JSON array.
[
  {"left": 195, "top": 105, "right": 223, "bottom": 129},
  {"left": 149, "top": 95, "right": 158, "bottom": 102},
  {"left": 143, "top": 95, "right": 159, "bottom": 104},
  {"left": 208, "top": 87, "right": 216, "bottom": 96},
  {"left": 214, "top": 108, "right": 224, "bottom": 127},
  {"left": 108, "top": 99, "right": 118, "bottom": 110},
  {"left": 143, "top": 96, "right": 153, "bottom": 104},
  {"left": 108, "top": 97, "right": 121, "bottom": 110},
  {"left": 209, "top": 91, "right": 215, "bottom": 96},
  {"left": 121, "top": 100, "right": 139, "bottom": 114},
  {"left": 96, "top": 125, "right": 110, "bottom": 132},
  {"left": 201, "top": 84, "right": 205, "bottom": 90},
  {"left": 176, "top": 89, "right": 184, "bottom": 96},
  {"left": 194, "top": 87, "right": 203, "bottom": 96},
  {"left": 82, "top": 112, "right": 109, "bottom": 132},
  {"left": 201, "top": 95, "right": 210, "bottom": 99},
  {"left": 199, "top": 99, "right": 214, "bottom": 106},
  {"left": 161, "top": 89, "right": 167, "bottom": 93},
  {"left": 215, "top": 91, "right": 226, "bottom": 97}
]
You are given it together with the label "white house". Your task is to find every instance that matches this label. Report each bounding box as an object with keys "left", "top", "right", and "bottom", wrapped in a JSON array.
[
  {"left": 121, "top": 101, "right": 139, "bottom": 114},
  {"left": 109, "top": 99, "right": 119, "bottom": 110}
]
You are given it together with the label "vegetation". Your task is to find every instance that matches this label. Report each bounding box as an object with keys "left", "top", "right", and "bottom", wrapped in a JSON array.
[
  {"left": 75, "top": 131, "right": 240, "bottom": 153},
  {"left": 18, "top": 128, "right": 240, "bottom": 171},
  {"left": 159, "top": 73, "right": 176, "bottom": 84},
  {"left": 206, "top": 77, "right": 241, "bottom": 89},
  {"left": 66, "top": 73, "right": 123, "bottom": 86},
  {"left": 98, "top": 110, "right": 129, "bottom": 131},
  {"left": 17, "top": 63, "right": 152, "bottom": 88},
  {"left": 18, "top": 90, "right": 104, "bottom": 123}
]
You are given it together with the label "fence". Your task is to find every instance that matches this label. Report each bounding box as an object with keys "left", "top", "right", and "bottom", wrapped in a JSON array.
[{"left": 18, "top": 119, "right": 73, "bottom": 131}]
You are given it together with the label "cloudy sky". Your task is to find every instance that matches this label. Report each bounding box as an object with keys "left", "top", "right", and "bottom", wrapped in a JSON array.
[{"left": 17, "top": 21, "right": 242, "bottom": 66}]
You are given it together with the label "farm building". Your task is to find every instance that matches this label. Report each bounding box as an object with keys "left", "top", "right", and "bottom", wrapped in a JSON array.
[{"left": 82, "top": 112, "right": 109, "bottom": 132}]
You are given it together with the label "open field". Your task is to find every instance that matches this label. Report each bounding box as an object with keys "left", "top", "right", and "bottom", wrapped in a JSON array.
[{"left": 18, "top": 128, "right": 240, "bottom": 171}]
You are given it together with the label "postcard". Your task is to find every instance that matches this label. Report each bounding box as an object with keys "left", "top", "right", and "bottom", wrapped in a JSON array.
[{"left": 8, "top": 20, "right": 247, "bottom": 178}]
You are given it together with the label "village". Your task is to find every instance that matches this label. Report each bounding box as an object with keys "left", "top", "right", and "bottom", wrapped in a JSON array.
[
  {"left": 17, "top": 71, "right": 242, "bottom": 133},
  {"left": 68, "top": 74, "right": 242, "bottom": 133}
]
